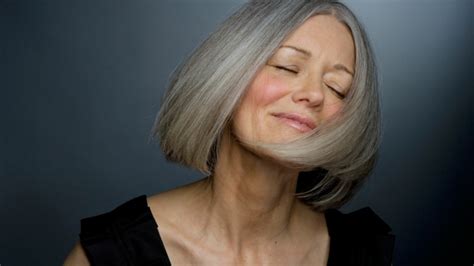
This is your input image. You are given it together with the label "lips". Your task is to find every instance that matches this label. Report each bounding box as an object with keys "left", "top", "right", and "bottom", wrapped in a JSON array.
[{"left": 272, "top": 112, "right": 316, "bottom": 132}]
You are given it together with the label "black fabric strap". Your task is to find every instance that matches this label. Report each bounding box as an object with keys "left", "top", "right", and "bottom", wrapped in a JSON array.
[
  {"left": 79, "top": 195, "right": 172, "bottom": 266},
  {"left": 325, "top": 207, "right": 396, "bottom": 266}
]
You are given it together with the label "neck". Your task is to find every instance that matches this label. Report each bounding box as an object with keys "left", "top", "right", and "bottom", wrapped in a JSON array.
[{"left": 200, "top": 129, "right": 303, "bottom": 250}]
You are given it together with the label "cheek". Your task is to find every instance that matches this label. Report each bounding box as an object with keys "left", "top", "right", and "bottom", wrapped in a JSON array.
[
  {"left": 245, "top": 72, "right": 288, "bottom": 108},
  {"left": 324, "top": 101, "right": 345, "bottom": 120},
  {"left": 232, "top": 72, "right": 289, "bottom": 140}
]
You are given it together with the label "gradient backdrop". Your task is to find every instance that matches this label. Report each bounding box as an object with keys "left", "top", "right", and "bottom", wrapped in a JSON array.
[{"left": 1, "top": 0, "right": 472, "bottom": 265}]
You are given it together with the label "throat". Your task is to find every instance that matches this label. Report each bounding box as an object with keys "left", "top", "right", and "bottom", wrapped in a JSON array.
[{"left": 203, "top": 166, "right": 301, "bottom": 249}]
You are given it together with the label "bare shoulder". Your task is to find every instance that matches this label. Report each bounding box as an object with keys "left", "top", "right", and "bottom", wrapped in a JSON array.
[
  {"left": 146, "top": 177, "right": 210, "bottom": 224},
  {"left": 146, "top": 178, "right": 211, "bottom": 264},
  {"left": 63, "top": 241, "right": 90, "bottom": 266},
  {"left": 61, "top": 185, "right": 199, "bottom": 266}
]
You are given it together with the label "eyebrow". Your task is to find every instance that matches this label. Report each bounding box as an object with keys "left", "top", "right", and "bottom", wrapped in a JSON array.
[
  {"left": 279, "top": 45, "right": 354, "bottom": 76},
  {"left": 334, "top": 63, "right": 354, "bottom": 76},
  {"left": 280, "top": 45, "right": 311, "bottom": 57}
]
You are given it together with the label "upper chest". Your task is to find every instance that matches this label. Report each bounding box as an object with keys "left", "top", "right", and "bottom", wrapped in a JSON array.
[
  {"left": 154, "top": 213, "right": 330, "bottom": 266},
  {"left": 147, "top": 190, "right": 331, "bottom": 266}
]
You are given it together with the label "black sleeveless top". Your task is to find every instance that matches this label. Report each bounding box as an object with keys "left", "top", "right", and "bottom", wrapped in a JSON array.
[{"left": 79, "top": 195, "right": 395, "bottom": 266}]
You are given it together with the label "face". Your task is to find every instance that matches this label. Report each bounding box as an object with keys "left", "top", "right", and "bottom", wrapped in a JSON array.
[{"left": 231, "top": 15, "right": 355, "bottom": 144}]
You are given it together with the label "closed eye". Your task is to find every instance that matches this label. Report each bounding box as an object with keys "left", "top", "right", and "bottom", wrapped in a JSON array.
[
  {"left": 327, "top": 85, "right": 346, "bottom": 99},
  {"left": 274, "top": 65, "right": 298, "bottom": 74}
]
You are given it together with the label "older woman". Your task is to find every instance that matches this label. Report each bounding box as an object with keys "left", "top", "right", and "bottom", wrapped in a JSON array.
[{"left": 65, "top": 0, "right": 394, "bottom": 265}]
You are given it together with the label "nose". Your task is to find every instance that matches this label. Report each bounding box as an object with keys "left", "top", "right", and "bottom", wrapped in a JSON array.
[{"left": 291, "top": 80, "right": 324, "bottom": 108}]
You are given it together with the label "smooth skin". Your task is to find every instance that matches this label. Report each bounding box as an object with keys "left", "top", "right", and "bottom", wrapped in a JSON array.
[{"left": 64, "top": 14, "right": 354, "bottom": 266}]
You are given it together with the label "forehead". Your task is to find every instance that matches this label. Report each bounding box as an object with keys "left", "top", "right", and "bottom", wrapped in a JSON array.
[{"left": 280, "top": 15, "right": 355, "bottom": 66}]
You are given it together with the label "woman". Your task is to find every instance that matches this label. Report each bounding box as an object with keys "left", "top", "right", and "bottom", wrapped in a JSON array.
[{"left": 65, "top": 0, "right": 395, "bottom": 265}]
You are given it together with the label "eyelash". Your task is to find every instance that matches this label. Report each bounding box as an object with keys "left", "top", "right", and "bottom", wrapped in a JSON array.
[
  {"left": 331, "top": 88, "right": 346, "bottom": 99},
  {"left": 274, "top": 65, "right": 298, "bottom": 74},
  {"left": 274, "top": 65, "right": 346, "bottom": 99}
]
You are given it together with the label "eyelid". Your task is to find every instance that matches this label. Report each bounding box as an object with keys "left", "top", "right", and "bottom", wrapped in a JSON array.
[
  {"left": 327, "top": 84, "right": 346, "bottom": 98},
  {"left": 274, "top": 65, "right": 299, "bottom": 74}
]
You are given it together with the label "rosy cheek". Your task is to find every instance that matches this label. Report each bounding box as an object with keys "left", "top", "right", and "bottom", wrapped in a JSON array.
[
  {"left": 325, "top": 102, "right": 344, "bottom": 120},
  {"left": 248, "top": 73, "right": 288, "bottom": 107}
]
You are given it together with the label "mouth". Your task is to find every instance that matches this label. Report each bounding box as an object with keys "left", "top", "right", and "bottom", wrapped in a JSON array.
[{"left": 272, "top": 112, "right": 317, "bottom": 133}]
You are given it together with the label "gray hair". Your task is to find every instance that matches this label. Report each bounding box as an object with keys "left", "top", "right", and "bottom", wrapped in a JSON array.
[{"left": 152, "top": 0, "right": 380, "bottom": 210}]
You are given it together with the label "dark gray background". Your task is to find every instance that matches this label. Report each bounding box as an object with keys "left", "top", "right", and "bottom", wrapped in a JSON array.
[{"left": 1, "top": 0, "right": 472, "bottom": 265}]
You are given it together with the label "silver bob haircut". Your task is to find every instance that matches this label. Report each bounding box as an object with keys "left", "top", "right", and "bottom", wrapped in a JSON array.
[{"left": 152, "top": 0, "right": 380, "bottom": 210}]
